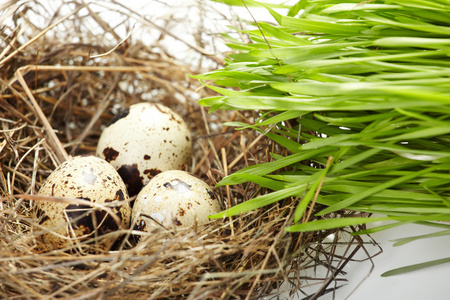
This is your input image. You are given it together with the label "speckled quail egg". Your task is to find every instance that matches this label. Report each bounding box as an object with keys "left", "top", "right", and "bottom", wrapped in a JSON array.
[
  {"left": 96, "top": 102, "right": 192, "bottom": 196},
  {"left": 132, "top": 170, "right": 221, "bottom": 240},
  {"left": 36, "top": 155, "right": 131, "bottom": 251}
]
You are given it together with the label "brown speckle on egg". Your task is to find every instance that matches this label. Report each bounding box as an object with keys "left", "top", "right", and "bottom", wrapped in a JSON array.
[
  {"left": 36, "top": 156, "right": 131, "bottom": 251},
  {"left": 108, "top": 108, "right": 130, "bottom": 126},
  {"left": 103, "top": 147, "right": 119, "bottom": 162},
  {"left": 133, "top": 219, "right": 147, "bottom": 243},
  {"left": 37, "top": 208, "right": 49, "bottom": 225},
  {"left": 65, "top": 203, "right": 95, "bottom": 235},
  {"left": 206, "top": 190, "right": 213, "bottom": 198},
  {"left": 117, "top": 163, "right": 143, "bottom": 197},
  {"left": 115, "top": 189, "right": 125, "bottom": 200},
  {"left": 178, "top": 207, "right": 185, "bottom": 216},
  {"left": 132, "top": 170, "right": 221, "bottom": 240},
  {"left": 143, "top": 168, "right": 161, "bottom": 180},
  {"left": 96, "top": 103, "right": 192, "bottom": 197}
]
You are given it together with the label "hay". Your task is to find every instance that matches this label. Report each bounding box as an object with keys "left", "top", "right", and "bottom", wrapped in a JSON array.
[{"left": 0, "top": 1, "right": 372, "bottom": 299}]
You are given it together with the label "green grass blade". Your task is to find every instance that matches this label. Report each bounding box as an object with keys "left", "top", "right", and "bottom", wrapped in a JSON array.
[
  {"left": 381, "top": 257, "right": 450, "bottom": 277},
  {"left": 286, "top": 217, "right": 389, "bottom": 232},
  {"left": 199, "top": 0, "right": 450, "bottom": 249},
  {"left": 209, "top": 184, "right": 306, "bottom": 218},
  {"left": 294, "top": 160, "right": 332, "bottom": 222},
  {"left": 391, "top": 229, "right": 450, "bottom": 246},
  {"left": 317, "top": 165, "right": 441, "bottom": 215},
  {"left": 217, "top": 147, "right": 333, "bottom": 186}
]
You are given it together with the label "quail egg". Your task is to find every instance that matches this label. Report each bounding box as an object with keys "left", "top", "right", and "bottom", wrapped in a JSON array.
[
  {"left": 96, "top": 102, "right": 192, "bottom": 196},
  {"left": 132, "top": 170, "right": 221, "bottom": 240},
  {"left": 36, "top": 155, "right": 131, "bottom": 251}
]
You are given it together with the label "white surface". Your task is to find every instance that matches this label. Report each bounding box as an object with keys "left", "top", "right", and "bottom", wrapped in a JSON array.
[
  {"left": 261, "top": 221, "right": 450, "bottom": 300},
  {"left": 306, "top": 222, "right": 450, "bottom": 300}
]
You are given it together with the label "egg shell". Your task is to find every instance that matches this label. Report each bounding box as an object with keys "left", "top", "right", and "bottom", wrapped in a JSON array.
[
  {"left": 36, "top": 155, "right": 131, "bottom": 250},
  {"left": 96, "top": 102, "right": 192, "bottom": 196},
  {"left": 132, "top": 170, "right": 221, "bottom": 237}
]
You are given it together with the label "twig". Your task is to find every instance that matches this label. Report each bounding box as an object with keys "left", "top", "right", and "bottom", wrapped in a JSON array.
[
  {"left": 14, "top": 67, "right": 69, "bottom": 164},
  {"left": 89, "top": 25, "right": 136, "bottom": 59},
  {"left": 221, "top": 147, "right": 235, "bottom": 236},
  {"left": 108, "top": 0, "right": 224, "bottom": 65},
  {"left": 69, "top": 73, "right": 123, "bottom": 155},
  {"left": 0, "top": 4, "right": 86, "bottom": 66},
  {"left": 227, "top": 123, "right": 276, "bottom": 170}
]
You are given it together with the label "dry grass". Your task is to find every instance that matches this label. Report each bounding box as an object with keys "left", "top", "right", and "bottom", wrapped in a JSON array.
[{"left": 0, "top": 1, "right": 373, "bottom": 299}]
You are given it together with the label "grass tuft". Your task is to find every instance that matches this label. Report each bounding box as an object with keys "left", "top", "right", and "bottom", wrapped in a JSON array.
[{"left": 195, "top": 0, "right": 450, "bottom": 272}]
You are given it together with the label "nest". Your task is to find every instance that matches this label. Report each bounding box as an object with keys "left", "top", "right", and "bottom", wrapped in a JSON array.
[{"left": 0, "top": 1, "right": 372, "bottom": 299}]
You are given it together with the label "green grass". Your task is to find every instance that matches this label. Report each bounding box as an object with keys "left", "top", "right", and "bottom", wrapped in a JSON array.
[{"left": 193, "top": 0, "right": 450, "bottom": 274}]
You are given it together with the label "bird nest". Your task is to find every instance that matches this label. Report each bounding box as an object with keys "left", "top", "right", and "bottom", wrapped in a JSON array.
[{"left": 0, "top": 1, "right": 371, "bottom": 299}]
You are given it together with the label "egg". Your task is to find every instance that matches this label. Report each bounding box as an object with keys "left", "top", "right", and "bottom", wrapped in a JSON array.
[
  {"left": 132, "top": 170, "right": 221, "bottom": 240},
  {"left": 36, "top": 155, "right": 131, "bottom": 251},
  {"left": 96, "top": 102, "right": 192, "bottom": 196}
]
